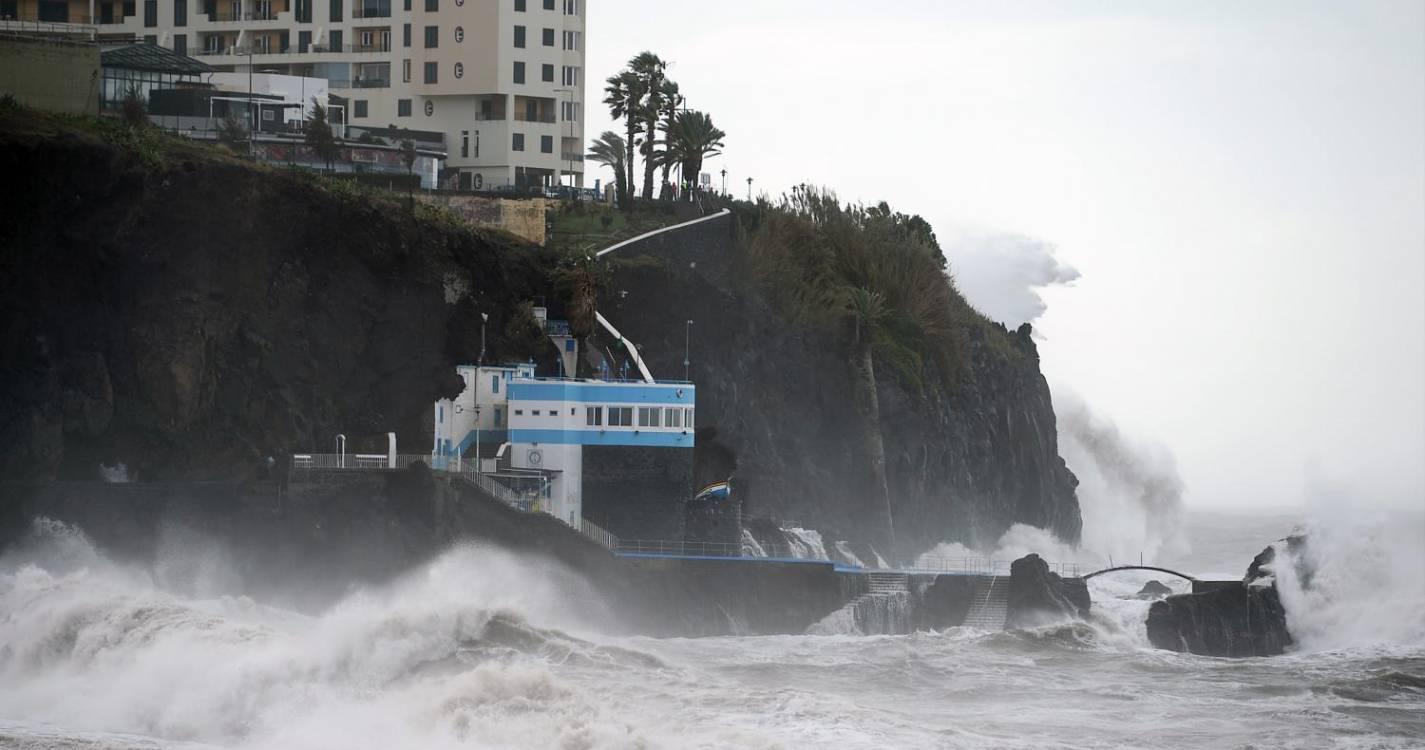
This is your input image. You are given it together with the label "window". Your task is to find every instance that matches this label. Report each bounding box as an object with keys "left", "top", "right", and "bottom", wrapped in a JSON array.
[
  {"left": 512, "top": 24, "right": 524, "bottom": 48},
  {"left": 143, "top": 0, "right": 155, "bottom": 26},
  {"left": 561, "top": 100, "right": 580, "bottom": 121},
  {"left": 686, "top": 408, "right": 694, "bottom": 428},
  {"left": 402, "top": 23, "right": 409, "bottom": 46},
  {"left": 402, "top": 58, "right": 410, "bottom": 82},
  {"left": 542, "top": 0, "right": 551, "bottom": 8},
  {"left": 328, "top": 0, "right": 340, "bottom": 21},
  {"left": 295, "top": 0, "right": 310, "bottom": 22},
  {"left": 608, "top": 407, "right": 633, "bottom": 427},
  {"left": 666, "top": 408, "right": 682, "bottom": 428},
  {"left": 423, "top": 61, "right": 437, "bottom": 83},
  {"left": 172, "top": 33, "right": 186, "bottom": 54},
  {"left": 491, "top": 375, "right": 499, "bottom": 393},
  {"left": 541, "top": 27, "right": 553, "bottom": 46},
  {"left": 638, "top": 407, "right": 661, "bottom": 428},
  {"left": 562, "top": 30, "right": 579, "bottom": 50},
  {"left": 531, "top": 410, "right": 540, "bottom": 416},
  {"left": 328, "top": 28, "right": 342, "bottom": 50},
  {"left": 495, "top": 407, "right": 504, "bottom": 426},
  {"left": 562, "top": 0, "right": 576, "bottom": 14},
  {"left": 299, "top": 30, "right": 311, "bottom": 52},
  {"left": 541, "top": 63, "right": 553, "bottom": 82},
  {"left": 460, "top": 130, "right": 468, "bottom": 157},
  {"left": 514, "top": 409, "right": 523, "bottom": 416},
  {"left": 423, "top": 25, "right": 437, "bottom": 47},
  {"left": 403, "top": 0, "right": 408, "bottom": 9},
  {"left": 353, "top": 100, "right": 367, "bottom": 117},
  {"left": 143, "top": 33, "right": 157, "bottom": 44},
  {"left": 423, "top": 0, "right": 435, "bottom": 9},
  {"left": 539, "top": 135, "right": 552, "bottom": 153},
  {"left": 512, "top": 60, "right": 524, "bottom": 83},
  {"left": 512, "top": 132, "right": 524, "bottom": 151},
  {"left": 398, "top": 99, "right": 411, "bottom": 116},
  {"left": 561, "top": 65, "right": 580, "bottom": 87},
  {"left": 513, "top": 0, "right": 524, "bottom": 10},
  {"left": 173, "top": 0, "right": 186, "bottom": 25}
]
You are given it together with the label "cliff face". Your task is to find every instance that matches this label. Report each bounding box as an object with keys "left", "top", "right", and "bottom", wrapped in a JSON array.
[
  {"left": 0, "top": 114, "right": 547, "bottom": 481},
  {"left": 2, "top": 112, "right": 1078, "bottom": 557},
  {"left": 597, "top": 218, "right": 1080, "bottom": 557}
]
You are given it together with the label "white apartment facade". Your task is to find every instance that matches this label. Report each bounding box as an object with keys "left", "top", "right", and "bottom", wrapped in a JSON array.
[{"left": 32, "top": 0, "right": 586, "bottom": 189}]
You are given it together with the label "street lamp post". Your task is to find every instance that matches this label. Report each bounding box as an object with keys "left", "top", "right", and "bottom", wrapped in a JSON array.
[
  {"left": 336, "top": 434, "right": 346, "bottom": 468},
  {"left": 720, "top": 168, "right": 726, "bottom": 197},
  {"left": 684, "top": 319, "right": 694, "bottom": 381},
  {"left": 746, "top": 176, "right": 753, "bottom": 201}
]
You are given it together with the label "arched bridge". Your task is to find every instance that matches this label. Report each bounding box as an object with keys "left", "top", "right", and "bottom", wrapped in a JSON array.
[{"left": 1080, "top": 565, "right": 1198, "bottom": 582}]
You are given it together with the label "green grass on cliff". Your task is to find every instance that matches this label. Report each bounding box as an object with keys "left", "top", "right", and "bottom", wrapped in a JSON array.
[{"left": 730, "top": 186, "right": 1030, "bottom": 394}]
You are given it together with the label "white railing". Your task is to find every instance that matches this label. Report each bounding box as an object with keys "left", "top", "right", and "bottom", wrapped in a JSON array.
[{"left": 577, "top": 517, "right": 618, "bottom": 550}]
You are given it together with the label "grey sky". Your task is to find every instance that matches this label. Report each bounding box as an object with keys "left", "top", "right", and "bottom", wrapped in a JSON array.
[{"left": 585, "top": 1, "right": 1425, "bottom": 511}]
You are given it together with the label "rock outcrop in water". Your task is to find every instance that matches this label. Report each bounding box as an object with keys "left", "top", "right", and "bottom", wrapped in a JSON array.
[
  {"left": 1005, "top": 553, "right": 1090, "bottom": 628},
  {"left": 1145, "top": 537, "right": 1303, "bottom": 657},
  {"left": 1, "top": 109, "right": 1079, "bottom": 554}
]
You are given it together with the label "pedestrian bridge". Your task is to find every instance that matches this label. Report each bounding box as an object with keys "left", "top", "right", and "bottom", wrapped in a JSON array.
[{"left": 1080, "top": 565, "right": 1198, "bottom": 582}]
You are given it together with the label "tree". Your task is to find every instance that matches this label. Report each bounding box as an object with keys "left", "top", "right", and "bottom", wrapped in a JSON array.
[
  {"left": 661, "top": 110, "right": 725, "bottom": 201},
  {"left": 602, "top": 70, "right": 644, "bottom": 208},
  {"left": 216, "top": 111, "right": 247, "bottom": 152},
  {"left": 120, "top": 84, "right": 147, "bottom": 129},
  {"left": 398, "top": 128, "right": 417, "bottom": 210},
  {"left": 304, "top": 97, "right": 338, "bottom": 172},
  {"left": 586, "top": 131, "right": 628, "bottom": 209},
  {"left": 627, "top": 51, "right": 668, "bottom": 200},
  {"left": 844, "top": 286, "right": 896, "bottom": 558},
  {"left": 653, "top": 78, "right": 682, "bottom": 198}
]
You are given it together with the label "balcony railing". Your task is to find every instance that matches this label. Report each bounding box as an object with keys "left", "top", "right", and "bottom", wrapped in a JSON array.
[
  {"left": 512, "top": 112, "right": 556, "bottom": 124},
  {"left": 194, "top": 42, "right": 390, "bottom": 56},
  {"left": 351, "top": 5, "right": 391, "bottom": 17},
  {"left": 473, "top": 111, "right": 506, "bottom": 121},
  {"left": 205, "top": 8, "right": 282, "bottom": 21},
  {"left": 559, "top": 152, "right": 584, "bottom": 163}
]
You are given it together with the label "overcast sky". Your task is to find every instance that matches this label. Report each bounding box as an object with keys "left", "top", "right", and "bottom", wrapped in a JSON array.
[{"left": 585, "top": 1, "right": 1425, "bottom": 512}]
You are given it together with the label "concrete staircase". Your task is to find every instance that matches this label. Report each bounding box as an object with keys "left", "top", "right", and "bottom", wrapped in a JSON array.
[
  {"left": 963, "top": 575, "right": 1010, "bottom": 631},
  {"left": 865, "top": 572, "right": 910, "bottom": 595}
]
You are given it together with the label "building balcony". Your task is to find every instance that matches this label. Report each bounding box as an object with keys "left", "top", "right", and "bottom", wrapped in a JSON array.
[
  {"left": 194, "top": 42, "right": 391, "bottom": 57},
  {"left": 559, "top": 152, "right": 584, "bottom": 163},
  {"left": 351, "top": 5, "right": 391, "bottom": 18},
  {"left": 329, "top": 78, "right": 389, "bottom": 89},
  {"left": 512, "top": 112, "right": 556, "bottom": 124}
]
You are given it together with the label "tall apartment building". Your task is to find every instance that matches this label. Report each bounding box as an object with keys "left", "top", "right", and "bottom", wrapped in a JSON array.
[{"left": 10, "top": 0, "right": 587, "bottom": 190}]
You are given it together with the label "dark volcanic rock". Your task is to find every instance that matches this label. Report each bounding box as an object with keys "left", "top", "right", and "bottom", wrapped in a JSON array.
[
  {"left": 1146, "top": 538, "right": 1302, "bottom": 657},
  {"left": 1137, "top": 580, "right": 1173, "bottom": 598},
  {"left": 1006, "top": 553, "right": 1090, "bottom": 628},
  {"left": 599, "top": 219, "right": 1081, "bottom": 556}
]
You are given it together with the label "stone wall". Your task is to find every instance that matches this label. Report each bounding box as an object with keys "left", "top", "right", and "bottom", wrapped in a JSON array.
[
  {"left": 418, "top": 193, "right": 552, "bottom": 245},
  {"left": 0, "top": 36, "right": 99, "bottom": 115}
]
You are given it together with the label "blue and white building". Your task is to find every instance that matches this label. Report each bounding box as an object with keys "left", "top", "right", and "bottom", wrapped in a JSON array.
[{"left": 434, "top": 366, "right": 695, "bottom": 527}]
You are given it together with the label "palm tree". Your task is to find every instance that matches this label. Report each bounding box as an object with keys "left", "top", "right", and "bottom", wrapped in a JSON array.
[
  {"left": 587, "top": 131, "right": 628, "bottom": 208},
  {"left": 654, "top": 78, "right": 682, "bottom": 198},
  {"left": 602, "top": 71, "right": 644, "bottom": 207},
  {"left": 845, "top": 286, "right": 897, "bottom": 559},
  {"left": 661, "top": 110, "right": 725, "bottom": 201},
  {"left": 627, "top": 51, "right": 668, "bottom": 200}
]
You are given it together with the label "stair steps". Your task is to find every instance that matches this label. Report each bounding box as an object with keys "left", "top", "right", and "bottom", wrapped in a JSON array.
[
  {"left": 962, "top": 575, "right": 1010, "bottom": 631},
  {"left": 864, "top": 572, "right": 910, "bottom": 595}
]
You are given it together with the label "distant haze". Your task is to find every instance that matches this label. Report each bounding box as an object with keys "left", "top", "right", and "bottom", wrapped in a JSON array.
[{"left": 587, "top": 1, "right": 1425, "bottom": 512}]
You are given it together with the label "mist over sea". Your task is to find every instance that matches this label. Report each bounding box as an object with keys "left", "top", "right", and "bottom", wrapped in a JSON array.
[{"left": 1, "top": 508, "right": 1421, "bottom": 750}]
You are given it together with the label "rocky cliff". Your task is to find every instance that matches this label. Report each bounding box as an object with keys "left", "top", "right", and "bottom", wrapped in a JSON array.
[
  {"left": 1, "top": 110, "right": 1079, "bottom": 557},
  {"left": 1146, "top": 537, "right": 1301, "bottom": 657},
  {"left": 595, "top": 218, "right": 1080, "bottom": 557}
]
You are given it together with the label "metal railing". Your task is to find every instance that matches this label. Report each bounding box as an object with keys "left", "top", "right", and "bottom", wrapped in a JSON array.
[
  {"left": 0, "top": 17, "right": 98, "bottom": 35},
  {"left": 559, "top": 152, "right": 585, "bottom": 163}
]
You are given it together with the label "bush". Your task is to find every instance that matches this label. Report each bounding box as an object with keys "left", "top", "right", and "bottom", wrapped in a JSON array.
[{"left": 120, "top": 85, "right": 148, "bottom": 129}]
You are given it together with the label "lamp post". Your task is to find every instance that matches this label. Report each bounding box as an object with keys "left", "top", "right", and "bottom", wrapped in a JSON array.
[
  {"left": 720, "top": 168, "right": 726, "bottom": 197},
  {"left": 336, "top": 433, "right": 346, "bottom": 468},
  {"left": 240, "top": 47, "right": 254, "bottom": 158},
  {"left": 684, "top": 319, "right": 694, "bottom": 381},
  {"left": 746, "top": 176, "right": 753, "bottom": 201}
]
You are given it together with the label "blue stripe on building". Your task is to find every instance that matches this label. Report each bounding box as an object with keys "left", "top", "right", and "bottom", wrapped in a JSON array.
[
  {"left": 508, "top": 382, "right": 695, "bottom": 405},
  {"left": 509, "top": 428, "right": 694, "bottom": 447}
]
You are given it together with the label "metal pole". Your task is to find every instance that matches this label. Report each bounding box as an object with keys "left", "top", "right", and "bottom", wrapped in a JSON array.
[
  {"left": 247, "top": 51, "right": 254, "bottom": 158},
  {"left": 746, "top": 177, "right": 752, "bottom": 201},
  {"left": 684, "top": 319, "right": 693, "bottom": 381},
  {"left": 720, "top": 168, "right": 726, "bottom": 197}
]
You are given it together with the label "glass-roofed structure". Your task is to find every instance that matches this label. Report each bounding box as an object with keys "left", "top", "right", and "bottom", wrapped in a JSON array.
[{"left": 99, "top": 42, "right": 212, "bottom": 113}]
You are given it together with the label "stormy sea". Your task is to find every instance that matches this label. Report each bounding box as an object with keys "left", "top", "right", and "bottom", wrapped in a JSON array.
[{"left": 1, "top": 511, "right": 1421, "bottom": 750}]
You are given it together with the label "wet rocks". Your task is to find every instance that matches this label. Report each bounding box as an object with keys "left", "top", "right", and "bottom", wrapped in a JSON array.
[
  {"left": 1136, "top": 580, "right": 1173, "bottom": 598},
  {"left": 1146, "top": 537, "right": 1303, "bottom": 657},
  {"left": 1006, "top": 553, "right": 1090, "bottom": 628}
]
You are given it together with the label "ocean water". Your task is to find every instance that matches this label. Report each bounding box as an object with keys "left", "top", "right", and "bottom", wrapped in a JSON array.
[{"left": 1, "top": 512, "right": 1422, "bottom": 750}]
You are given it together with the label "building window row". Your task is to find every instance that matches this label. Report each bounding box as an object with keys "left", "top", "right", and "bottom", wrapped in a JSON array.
[
  {"left": 560, "top": 100, "right": 579, "bottom": 122},
  {"left": 562, "top": 0, "right": 577, "bottom": 15},
  {"left": 561, "top": 65, "right": 579, "bottom": 87},
  {"left": 586, "top": 406, "right": 693, "bottom": 430},
  {"left": 562, "top": 30, "right": 579, "bottom": 50}
]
